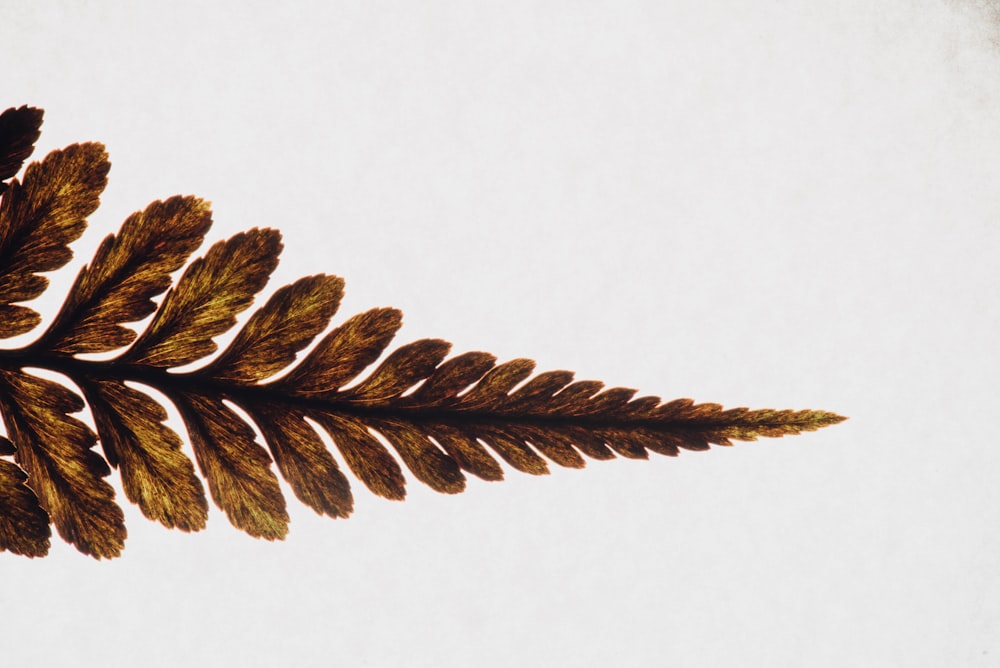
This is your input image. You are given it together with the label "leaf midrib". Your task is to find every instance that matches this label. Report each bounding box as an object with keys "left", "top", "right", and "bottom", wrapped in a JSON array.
[{"left": 0, "top": 350, "right": 834, "bottom": 433}]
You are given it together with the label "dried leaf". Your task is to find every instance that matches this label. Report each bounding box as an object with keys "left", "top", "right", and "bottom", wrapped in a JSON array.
[
  {"left": 176, "top": 393, "right": 288, "bottom": 539},
  {"left": 505, "top": 370, "right": 576, "bottom": 410},
  {"left": 0, "top": 369, "right": 124, "bottom": 558},
  {"left": 122, "top": 228, "right": 282, "bottom": 367},
  {"left": 456, "top": 358, "right": 536, "bottom": 410},
  {"left": 249, "top": 403, "right": 353, "bottom": 518},
  {"left": 371, "top": 418, "right": 465, "bottom": 494},
  {"left": 544, "top": 426, "right": 616, "bottom": 461},
  {"left": 0, "top": 458, "right": 50, "bottom": 557},
  {"left": 203, "top": 274, "right": 344, "bottom": 384},
  {"left": 343, "top": 338, "right": 451, "bottom": 403},
  {"left": 81, "top": 378, "right": 207, "bottom": 531},
  {"left": 398, "top": 351, "right": 496, "bottom": 407},
  {"left": 0, "top": 105, "right": 846, "bottom": 558},
  {"left": 421, "top": 423, "right": 505, "bottom": 481},
  {"left": 310, "top": 412, "right": 406, "bottom": 501},
  {"left": 275, "top": 307, "right": 402, "bottom": 395},
  {"left": 41, "top": 196, "right": 213, "bottom": 354},
  {"left": 473, "top": 424, "right": 550, "bottom": 475},
  {"left": 0, "top": 105, "right": 43, "bottom": 189},
  {"left": 0, "top": 142, "right": 109, "bottom": 337},
  {"left": 520, "top": 425, "right": 586, "bottom": 469}
]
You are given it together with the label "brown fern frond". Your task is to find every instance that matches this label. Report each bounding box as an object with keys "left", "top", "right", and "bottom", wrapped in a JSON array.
[{"left": 0, "top": 105, "right": 846, "bottom": 558}]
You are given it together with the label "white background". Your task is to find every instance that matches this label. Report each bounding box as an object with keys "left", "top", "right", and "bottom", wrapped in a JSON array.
[{"left": 3, "top": 2, "right": 1000, "bottom": 666}]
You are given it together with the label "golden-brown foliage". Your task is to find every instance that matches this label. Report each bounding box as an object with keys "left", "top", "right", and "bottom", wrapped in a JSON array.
[{"left": 0, "top": 106, "right": 846, "bottom": 558}]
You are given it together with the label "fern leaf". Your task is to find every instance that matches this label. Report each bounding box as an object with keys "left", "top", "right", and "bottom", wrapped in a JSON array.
[
  {"left": 80, "top": 378, "right": 207, "bottom": 531},
  {"left": 0, "top": 106, "right": 43, "bottom": 191},
  {"left": 39, "top": 196, "right": 212, "bottom": 354},
  {"left": 455, "top": 358, "right": 537, "bottom": 409},
  {"left": 342, "top": 338, "right": 452, "bottom": 403},
  {"left": 202, "top": 274, "right": 344, "bottom": 384},
  {"left": 309, "top": 411, "right": 407, "bottom": 500},
  {"left": 248, "top": 403, "right": 353, "bottom": 518},
  {"left": 121, "top": 228, "right": 282, "bottom": 367},
  {"left": 0, "top": 456, "right": 50, "bottom": 557},
  {"left": 421, "top": 422, "right": 506, "bottom": 481},
  {"left": 468, "top": 424, "right": 551, "bottom": 475},
  {"left": 0, "top": 104, "right": 846, "bottom": 558},
  {"left": 397, "top": 350, "right": 497, "bottom": 407},
  {"left": 0, "top": 370, "right": 124, "bottom": 558},
  {"left": 369, "top": 417, "right": 466, "bottom": 493},
  {"left": 0, "top": 142, "right": 109, "bottom": 338},
  {"left": 273, "top": 307, "right": 403, "bottom": 395},
  {"left": 175, "top": 392, "right": 288, "bottom": 539}
]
